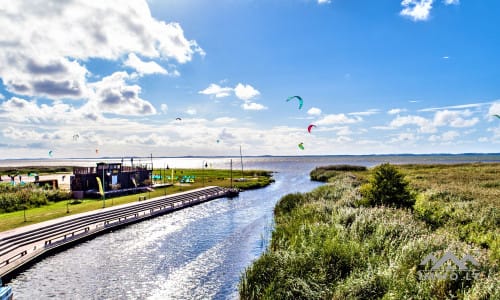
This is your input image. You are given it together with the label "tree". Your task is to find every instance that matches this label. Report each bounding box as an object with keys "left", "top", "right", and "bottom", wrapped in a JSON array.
[{"left": 360, "top": 163, "right": 415, "bottom": 209}]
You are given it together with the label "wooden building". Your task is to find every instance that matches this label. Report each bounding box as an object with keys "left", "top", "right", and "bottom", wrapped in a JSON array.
[{"left": 70, "top": 162, "right": 152, "bottom": 198}]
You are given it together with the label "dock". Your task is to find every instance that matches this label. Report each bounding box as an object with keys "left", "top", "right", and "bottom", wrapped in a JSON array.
[{"left": 0, "top": 186, "right": 239, "bottom": 282}]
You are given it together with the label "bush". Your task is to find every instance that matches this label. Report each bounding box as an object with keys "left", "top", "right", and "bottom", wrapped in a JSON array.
[
  {"left": 359, "top": 163, "right": 415, "bottom": 209},
  {"left": 310, "top": 165, "right": 366, "bottom": 182}
]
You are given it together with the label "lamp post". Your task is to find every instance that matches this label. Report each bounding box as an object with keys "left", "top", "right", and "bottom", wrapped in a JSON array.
[
  {"left": 202, "top": 160, "right": 208, "bottom": 186},
  {"left": 108, "top": 171, "right": 112, "bottom": 206},
  {"left": 102, "top": 166, "right": 105, "bottom": 208}
]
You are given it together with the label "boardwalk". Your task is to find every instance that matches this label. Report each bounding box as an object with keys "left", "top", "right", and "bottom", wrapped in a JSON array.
[{"left": 0, "top": 186, "right": 238, "bottom": 281}]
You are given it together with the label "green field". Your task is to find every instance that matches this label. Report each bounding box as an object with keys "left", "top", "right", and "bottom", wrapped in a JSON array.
[
  {"left": 240, "top": 163, "right": 499, "bottom": 299},
  {"left": 0, "top": 167, "right": 273, "bottom": 232}
]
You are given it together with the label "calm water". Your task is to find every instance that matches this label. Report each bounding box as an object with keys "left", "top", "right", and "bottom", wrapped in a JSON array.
[{"left": 6, "top": 155, "right": 500, "bottom": 299}]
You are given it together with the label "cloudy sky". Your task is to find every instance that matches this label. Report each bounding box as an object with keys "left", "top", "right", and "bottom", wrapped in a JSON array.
[{"left": 0, "top": 0, "right": 499, "bottom": 158}]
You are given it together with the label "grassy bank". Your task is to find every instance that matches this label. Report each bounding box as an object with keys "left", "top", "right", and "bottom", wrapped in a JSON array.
[
  {"left": 0, "top": 168, "right": 273, "bottom": 232},
  {"left": 240, "top": 163, "right": 499, "bottom": 299}
]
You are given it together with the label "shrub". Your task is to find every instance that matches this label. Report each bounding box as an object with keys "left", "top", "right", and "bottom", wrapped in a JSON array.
[{"left": 359, "top": 163, "right": 415, "bottom": 209}]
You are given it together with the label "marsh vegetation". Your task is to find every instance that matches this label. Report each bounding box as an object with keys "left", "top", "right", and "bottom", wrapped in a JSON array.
[{"left": 240, "top": 163, "right": 499, "bottom": 299}]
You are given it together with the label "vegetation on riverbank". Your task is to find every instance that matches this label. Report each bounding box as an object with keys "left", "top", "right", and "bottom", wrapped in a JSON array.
[
  {"left": 240, "top": 163, "right": 499, "bottom": 299},
  {"left": 0, "top": 167, "right": 273, "bottom": 232}
]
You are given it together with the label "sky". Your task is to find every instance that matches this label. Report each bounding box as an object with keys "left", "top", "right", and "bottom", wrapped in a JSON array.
[{"left": 0, "top": 0, "right": 499, "bottom": 158}]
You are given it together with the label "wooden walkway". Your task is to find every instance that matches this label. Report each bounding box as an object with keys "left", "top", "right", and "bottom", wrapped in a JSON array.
[{"left": 0, "top": 186, "right": 238, "bottom": 281}]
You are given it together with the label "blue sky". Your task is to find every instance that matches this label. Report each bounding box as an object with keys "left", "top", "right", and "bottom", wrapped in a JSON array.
[{"left": 0, "top": 0, "right": 499, "bottom": 158}]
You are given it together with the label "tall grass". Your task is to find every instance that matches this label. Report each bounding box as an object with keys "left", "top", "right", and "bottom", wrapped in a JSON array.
[{"left": 240, "top": 164, "right": 500, "bottom": 299}]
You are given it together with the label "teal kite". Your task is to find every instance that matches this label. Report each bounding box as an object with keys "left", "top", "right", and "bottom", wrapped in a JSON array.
[
  {"left": 298, "top": 142, "right": 304, "bottom": 150},
  {"left": 286, "top": 96, "right": 303, "bottom": 109},
  {"left": 48, "top": 150, "right": 53, "bottom": 157},
  {"left": 494, "top": 114, "right": 500, "bottom": 119}
]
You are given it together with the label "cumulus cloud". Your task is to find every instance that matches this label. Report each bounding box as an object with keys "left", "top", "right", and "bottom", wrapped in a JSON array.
[
  {"left": 199, "top": 82, "right": 266, "bottom": 110},
  {"left": 390, "top": 115, "right": 436, "bottom": 133},
  {"left": 433, "top": 110, "right": 479, "bottom": 127},
  {"left": 307, "top": 107, "right": 322, "bottom": 116},
  {"left": 186, "top": 108, "right": 197, "bottom": 115},
  {"left": 390, "top": 132, "right": 417, "bottom": 143},
  {"left": 400, "top": 0, "right": 433, "bottom": 21},
  {"left": 389, "top": 109, "right": 479, "bottom": 133},
  {"left": 88, "top": 71, "right": 156, "bottom": 115},
  {"left": 388, "top": 108, "right": 407, "bottom": 115},
  {"left": 315, "top": 113, "right": 361, "bottom": 125},
  {"left": 234, "top": 83, "right": 260, "bottom": 101},
  {"left": 242, "top": 102, "right": 267, "bottom": 111},
  {"left": 0, "top": 0, "right": 203, "bottom": 100},
  {"left": 443, "top": 0, "right": 459, "bottom": 5},
  {"left": 0, "top": 97, "right": 76, "bottom": 123},
  {"left": 124, "top": 53, "right": 168, "bottom": 75},
  {"left": 488, "top": 102, "right": 500, "bottom": 117},
  {"left": 318, "top": 0, "right": 331, "bottom": 4},
  {"left": 429, "top": 130, "right": 459, "bottom": 142},
  {"left": 198, "top": 84, "right": 233, "bottom": 98},
  {"left": 160, "top": 103, "right": 168, "bottom": 113}
]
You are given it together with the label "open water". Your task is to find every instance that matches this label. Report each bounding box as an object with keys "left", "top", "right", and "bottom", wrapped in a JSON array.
[{"left": 4, "top": 155, "right": 500, "bottom": 299}]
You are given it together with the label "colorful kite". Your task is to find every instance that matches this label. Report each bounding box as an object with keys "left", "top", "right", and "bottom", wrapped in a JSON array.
[
  {"left": 307, "top": 124, "right": 316, "bottom": 133},
  {"left": 298, "top": 142, "right": 305, "bottom": 150},
  {"left": 286, "top": 96, "right": 303, "bottom": 109}
]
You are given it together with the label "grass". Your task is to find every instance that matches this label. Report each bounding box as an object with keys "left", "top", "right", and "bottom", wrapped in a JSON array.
[
  {"left": 240, "top": 163, "right": 499, "bottom": 300},
  {"left": 0, "top": 168, "right": 273, "bottom": 232},
  {"left": 0, "top": 166, "right": 74, "bottom": 177}
]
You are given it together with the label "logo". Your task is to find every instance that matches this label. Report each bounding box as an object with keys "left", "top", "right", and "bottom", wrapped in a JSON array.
[{"left": 418, "top": 251, "right": 480, "bottom": 280}]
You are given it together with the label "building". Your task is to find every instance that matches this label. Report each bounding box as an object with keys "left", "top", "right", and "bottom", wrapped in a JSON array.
[{"left": 70, "top": 162, "right": 152, "bottom": 199}]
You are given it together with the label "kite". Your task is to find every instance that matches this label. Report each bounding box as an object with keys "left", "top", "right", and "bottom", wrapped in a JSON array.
[
  {"left": 307, "top": 124, "right": 316, "bottom": 133},
  {"left": 176, "top": 117, "right": 182, "bottom": 121},
  {"left": 286, "top": 96, "right": 303, "bottom": 109},
  {"left": 73, "top": 134, "right": 79, "bottom": 141},
  {"left": 95, "top": 149, "right": 99, "bottom": 154},
  {"left": 216, "top": 139, "right": 220, "bottom": 143},
  {"left": 298, "top": 142, "right": 304, "bottom": 150},
  {"left": 494, "top": 114, "right": 500, "bottom": 119},
  {"left": 48, "top": 150, "right": 53, "bottom": 157}
]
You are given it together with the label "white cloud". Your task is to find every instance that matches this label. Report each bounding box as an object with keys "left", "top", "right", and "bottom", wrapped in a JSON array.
[
  {"left": 242, "top": 102, "right": 267, "bottom": 111},
  {"left": 429, "top": 130, "right": 459, "bottom": 142},
  {"left": 443, "top": 0, "right": 459, "bottom": 5},
  {"left": 308, "top": 107, "right": 322, "bottom": 116},
  {"left": 390, "top": 132, "right": 417, "bottom": 143},
  {"left": 160, "top": 103, "right": 168, "bottom": 113},
  {"left": 318, "top": 0, "right": 331, "bottom": 4},
  {"left": 348, "top": 109, "right": 379, "bottom": 116},
  {"left": 433, "top": 110, "right": 479, "bottom": 127},
  {"left": 87, "top": 71, "right": 156, "bottom": 115},
  {"left": 0, "top": 97, "right": 76, "bottom": 123},
  {"left": 390, "top": 115, "right": 436, "bottom": 133},
  {"left": 213, "top": 117, "right": 237, "bottom": 124},
  {"left": 234, "top": 83, "right": 260, "bottom": 101},
  {"left": 388, "top": 108, "right": 407, "bottom": 115},
  {"left": 199, "top": 82, "right": 266, "bottom": 110},
  {"left": 488, "top": 102, "right": 500, "bottom": 117},
  {"left": 419, "top": 102, "right": 490, "bottom": 112},
  {"left": 316, "top": 113, "right": 361, "bottom": 125},
  {"left": 0, "top": 1, "right": 203, "bottom": 99},
  {"left": 124, "top": 53, "right": 168, "bottom": 75},
  {"left": 186, "top": 108, "right": 197, "bottom": 115},
  {"left": 198, "top": 84, "right": 233, "bottom": 98},
  {"left": 0, "top": 93, "right": 4, "bottom": 100},
  {"left": 400, "top": 0, "right": 433, "bottom": 22}
]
